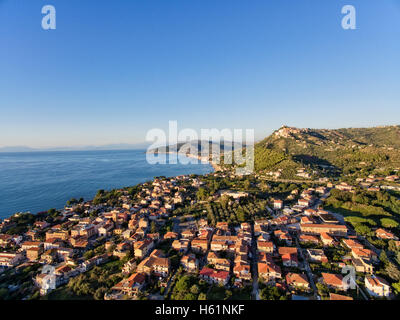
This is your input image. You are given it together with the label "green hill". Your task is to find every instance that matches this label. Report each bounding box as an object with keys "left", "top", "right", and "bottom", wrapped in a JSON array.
[{"left": 252, "top": 125, "right": 400, "bottom": 178}]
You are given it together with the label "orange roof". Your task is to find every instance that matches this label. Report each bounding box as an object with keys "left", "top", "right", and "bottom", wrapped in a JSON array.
[
  {"left": 322, "top": 273, "right": 343, "bottom": 286},
  {"left": 258, "top": 262, "right": 281, "bottom": 275},
  {"left": 258, "top": 241, "right": 273, "bottom": 248},
  {"left": 343, "top": 239, "right": 363, "bottom": 249},
  {"left": 301, "top": 223, "right": 347, "bottom": 230},
  {"left": 286, "top": 273, "right": 309, "bottom": 286},
  {"left": 329, "top": 293, "right": 353, "bottom": 300},
  {"left": 278, "top": 247, "right": 298, "bottom": 255},
  {"left": 365, "top": 276, "right": 389, "bottom": 288}
]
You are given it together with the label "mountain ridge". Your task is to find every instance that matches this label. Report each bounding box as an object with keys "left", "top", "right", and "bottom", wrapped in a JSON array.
[{"left": 252, "top": 124, "right": 400, "bottom": 178}]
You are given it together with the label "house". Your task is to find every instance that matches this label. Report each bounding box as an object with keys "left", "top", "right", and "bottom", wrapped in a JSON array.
[
  {"left": 352, "top": 257, "right": 374, "bottom": 274},
  {"left": 43, "top": 239, "right": 63, "bottom": 251},
  {"left": 81, "top": 254, "right": 109, "bottom": 272},
  {"left": 137, "top": 253, "right": 170, "bottom": 277},
  {"left": 34, "top": 221, "right": 50, "bottom": 229},
  {"left": 210, "top": 236, "right": 237, "bottom": 252},
  {"left": 273, "top": 200, "right": 283, "bottom": 209},
  {"left": 112, "top": 272, "right": 146, "bottom": 297},
  {"left": 41, "top": 249, "right": 58, "bottom": 264},
  {"left": 258, "top": 262, "right": 282, "bottom": 282},
  {"left": 376, "top": 228, "right": 398, "bottom": 240},
  {"left": 329, "top": 293, "right": 353, "bottom": 300},
  {"left": 122, "top": 259, "right": 137, "bottom": 274},
  {"left": 286, "top": 273, "right": 310, "bottom": 290},
  {"left": 199, "top": 267, "right": 230, "bottom": 285},
  {"left": 191, "top": 238, "right": 209, "bottom": 253},
  {"left": 342, "top": 239, "right": 363, "bottom": 250},
  {"left": 233, "top": 262, "right": 252, "bottom": 281},
  {"left": 134, "top": 239, "right": 154, "bottom": 258},
  {"left": 0, "top": 235, "right": 12, "bottom": 248},
  {"left": 214, "top": 258, "right": 231, "bottom": 272},
  {"left": 163, "top": 232, "right": 179, "bottom": 240},
  {"left": 278, "top": 247, "right": 298, "bottom": 267},
  {"left": 300, "top": 216, "right": 315, "bottom": 224},
  {"left": 365, "top": 275, "right": 391, "bottom": 297},
  {"left": 257, "top": 241, "right": 274, "bottom": 253},
  {"left": 300, "top": 224, "right": 347, "bottom": 237},
  {"left": 0, "top": 252, "right": 24, "bottom": 267},
  {"left": 320, "top": 233, "right": 335, "bottom": 246},
  {"left": 151, "top": 256, "right": 170, "bottom": 277},
  {"left": 274, "top": 230, "right": 293, "bottom": 246},
  {"left": 181, "top": 229, "right": 196, "bottom": 240},
  {"left": 351, "top": 248, "right": 378, "bottom": 263},
  {"left": 180, "top": 254, "right": 198, "bottom": 272},
  {"left": 219, "top": 190, "right": 248, "bottom": 200},
  {"left": 306, "top": 249, "right": 328, "bottom": 263},
  {"left": 21, "top": 241, "right": 42, "bottom": 251},
  {"left": 335, "top": 183, "right": 354, "bottom": 192},
  {"left": 98, "top": 222, "right": 114, "bottom": 237},
  {"left": 172, "top": 239, "right": 190, "bottom": 253},
  {"left": 298, "top": 198, "right": 311, "bottom": 208},
  {"left": 26, "top": 247, "right": 43, "bottom": 261},
  {"left": 46, "top": 230, "right": 69, "bottom": 241},
  {"left": 299, "top": 234, "right": 320, "bottom": 245},
  {"left": 321, "top": 273, "right": 349, "bottom": 291},
  {"left": 114, "top": 242, "right": 132, "bottom": 259}
]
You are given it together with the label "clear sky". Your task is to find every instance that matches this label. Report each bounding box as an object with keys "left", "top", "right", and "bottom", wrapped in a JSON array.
[{"left": 0, "top": 0, "right": 399, "bottom": 147}]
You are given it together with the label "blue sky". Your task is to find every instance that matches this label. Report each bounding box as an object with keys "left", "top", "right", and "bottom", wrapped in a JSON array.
[{"left": 0, "top": 0, "right": 399, "bottom": 147}]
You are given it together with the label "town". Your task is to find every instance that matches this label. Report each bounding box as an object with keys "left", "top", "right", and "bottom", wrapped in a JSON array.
[{"left": 1, "top": 168, "right": 400, "bottom": 301}]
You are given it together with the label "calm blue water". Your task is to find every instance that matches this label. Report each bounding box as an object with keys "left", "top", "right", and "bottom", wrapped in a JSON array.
[{"left": 0, "top": 150, "right": 212, "bottom": 219}]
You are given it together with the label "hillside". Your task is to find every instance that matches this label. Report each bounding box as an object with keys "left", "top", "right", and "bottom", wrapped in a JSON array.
[{"left": 253, "top": 125, "right": 400, "bottom": 178}]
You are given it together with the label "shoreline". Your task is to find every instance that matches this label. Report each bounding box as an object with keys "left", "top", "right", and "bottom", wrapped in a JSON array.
[
  {"left": 146, "top": 150, "right": 222, "bottom": 172},
  {"left": 1, "top": 152, "right": 216, "bottom": 221}
]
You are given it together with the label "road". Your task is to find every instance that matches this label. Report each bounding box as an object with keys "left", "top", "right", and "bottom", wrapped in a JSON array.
[
  {"left": 260, "top": 177, "right": 328, "bottom": 185},
  {"left": 250, "top": 223, "right": 260, "bottom": 300},
  {"left": 294, "top": 237, "right": 319, "bottom": 300},
  {"left": 163, "top": 271, "right": 178, "bottom": 299}
]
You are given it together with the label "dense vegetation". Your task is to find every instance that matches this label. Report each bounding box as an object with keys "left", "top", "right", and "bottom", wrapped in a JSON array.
[
  {"left": 324, "top": 189, "right": 400, "bottom": 235},
  {"left": 252, "top": 125, "right": 400, "bottom": 178}
]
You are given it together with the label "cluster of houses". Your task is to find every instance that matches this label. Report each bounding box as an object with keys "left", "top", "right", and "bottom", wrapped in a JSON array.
[
  {"left": 0, "top": 175, "right": 202, "bottom": 297},
  {"left": 257, "top": 185, "right": 398, "bottom": 299},
  {"left": 1, "top": 171, "right": 399, "bottom": 300}
]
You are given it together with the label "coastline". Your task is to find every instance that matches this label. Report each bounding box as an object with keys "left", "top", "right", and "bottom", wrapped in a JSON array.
[
  {"left": 147, "top": 150, "right": 222, "bottom": 172},
  {"left": 0, "top": 150, "right": 214, "bottom": 220}
]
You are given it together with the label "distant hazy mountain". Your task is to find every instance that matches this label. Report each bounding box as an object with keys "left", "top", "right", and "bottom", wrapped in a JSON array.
[
  {"left": 0, "top": 143, "right": 150, "bottom": 153},
  {"left": 0, "top": 146, "right": 37, "bottom": 152}
]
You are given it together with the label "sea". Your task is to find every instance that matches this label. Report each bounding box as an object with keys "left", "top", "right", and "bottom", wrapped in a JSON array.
[{"left": 0, "top": 150, "right": 213, "bottom": 220}]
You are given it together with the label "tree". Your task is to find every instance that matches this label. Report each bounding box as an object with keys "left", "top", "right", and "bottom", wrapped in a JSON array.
[
  {"left": 94, "top": 287, "right": 107, "bottom": 300},
  {"left": 388, "top": 240, "right": 400, "bottom": 253},
  {"left": 392, "top": 282, "right": 400, "bottom": 295},
  {"left": 354, "top": 224, "right": 372, "bottom": 236},
  {"left": 198, "top": 292, "right": 207, "bottom": 300},
  {"left": 316, "top": 283, "right": 329, "bottom": 297},
  {"left": 175, "top": 275, "right": 190, "bottom": 293},
  {"left": 385, "top": 263, "right": 400, "bottom": 281},
  {"left": 0, "top": 287, "right": 9, "bottom": 300},
  {"left": 380, "top": 250, "right": 389, "bottom": 265},
  {"left": 183, "top": 293, "right": 197, "bottom": 300},
  {"left": 150, "top": 221, "right": 157, "bottom": 234},
  {"left": 190, "top": 284, "right": 200, "bottom": 295},
  {"left": 380, "top": 218, "right": 399, "bottom": 229},
  {"left": 225, "top": 290, "right": 232, "bottom": 300},
  {"left": 237, "top": 207, "right": 246, "bottom": 222},
  {"left": 66, "top": 198, "right": 78, "bottom": 206},
  {"left": 197, "top": 188, "right": 209, "bottom": 201}
]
